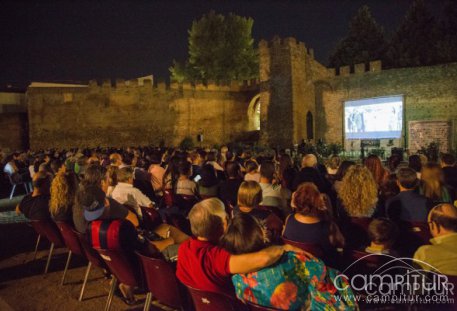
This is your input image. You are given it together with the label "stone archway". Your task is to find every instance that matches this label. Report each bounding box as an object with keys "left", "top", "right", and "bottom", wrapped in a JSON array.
[{"left": 247, "top": 94, "right": 261, "bottom": 131}]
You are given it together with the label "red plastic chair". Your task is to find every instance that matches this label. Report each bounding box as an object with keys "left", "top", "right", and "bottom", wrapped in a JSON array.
[
  {"left": 163, "top": 189, "right": 174, "bottom": 208},
  {"left": 246, "top": 301, "right": 282, "bottom": 311},
  {"left": 55, "top": 221, "right": 86, "bottom": 286},
  {"left": 73, "top": 229, "right": 110, "bottom": 301},
  {"left": 140, "top": 205, "right": 163, "bottom": 230},
  {"left": 136, "top": 252, "right": 187, "bottom": 310},
  {"left": 89, "top": 220, "right": 141, "bottom": 311},
  {"left": 282, "top": 237, "right": 325, "bottom": 259},
  {"left": 30, "top": 219, "right": 65, "bottom": 274},
  {"left": 186, "top": 286, "right": 246, "bottom": 311}
]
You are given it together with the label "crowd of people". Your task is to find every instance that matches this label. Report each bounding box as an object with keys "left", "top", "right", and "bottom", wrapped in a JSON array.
[{"left": 2, "top": 145, "right": 457, "bottom": 309}]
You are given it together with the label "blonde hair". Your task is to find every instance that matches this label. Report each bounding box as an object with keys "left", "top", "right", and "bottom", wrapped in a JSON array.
[
  {"left": 421, "top": 163, "right": 444, "bottom": 201},
  {"left": 50, "top": 171, "right": 78, "bottom": 218},
  {"left": 237, "top": 181, "right": 262, "bottom": 208},
  {"left": 338, "top": 165, "right": 378, "bottom": 216},
  {"left": 302, "top": 154, "right": 317, "bottom": 168}
]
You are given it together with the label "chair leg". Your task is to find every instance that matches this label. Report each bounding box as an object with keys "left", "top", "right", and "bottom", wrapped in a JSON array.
[
  {"left": 44, "top": 243, "right": 55, "bottom": 274},
  {"left": 143, "top": 292, "right": 152, "bottom": 311},
  {"left": 60, "top": 250, "right": 72, "bottom": 285},
  {"left": 23, "top": 183, "right": 29, "bottom": 194},
  {"left": 9, "top": 184, "right": 16, "bottom": 199},
  {"left": 33, "top": 234, "right": 41, "bottom": 261},
  {"left": 78, "top": 262, "right": 92, "bottom": 302},
  {"left": 105, "top": 276, "right": 118, "bottom": 311}
]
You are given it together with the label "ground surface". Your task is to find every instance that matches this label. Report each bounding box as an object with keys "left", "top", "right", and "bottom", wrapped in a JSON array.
[{"left": 0, "top": 193, "right": 169, "bottom": 311}]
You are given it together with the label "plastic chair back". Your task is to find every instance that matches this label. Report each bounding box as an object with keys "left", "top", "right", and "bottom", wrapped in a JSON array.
[
  {"left": 140, "top": 206, "right": 163, "bottom": 230},
  {"left": 89, "top": 219, "right": 140, "bottom": 287},
  {"left": 31, "top": 220, "right": 65, "bottom": 247},
  {"left": 136, "top": 252, "right": 185, "bottom": 309},
  {"left": 282, "top": 237, "right": 325, "bottom": 259},
  {"left": 56, "top": 221, "right": 84, "bottom": 257},
  {"left": 186, "top": 286, "right": 245, "bottom": 311},
  {"left": 73, "top": 228, "right": 108, "bottom": 270}
]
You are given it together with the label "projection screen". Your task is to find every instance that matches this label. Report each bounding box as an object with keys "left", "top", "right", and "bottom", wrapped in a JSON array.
[{"left": 344, "top": 96, "right": 403, "bottom": 139}]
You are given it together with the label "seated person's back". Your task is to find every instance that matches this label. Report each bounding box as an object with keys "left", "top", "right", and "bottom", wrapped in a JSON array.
[
  {"left": 16, "top": 171, "right": 52, "bottom": 221},
  {"left": 221, "top": 213, "right": 358, "bottom": 310},
  {"left": 176, "top": 198, "right": 303, "bottom": 297},
  {"left": 233, "top": 181, "right": 283, "bottom": 240},
  {"left": 414, "top": 203, "right": 457, "bottom": 276},
  {"left": 386, "top": 167, "right": 432, "bottom": 222},
  {"left": 282, "top": 183, "right": 344, "bottom": 257},
  {"left": 365, "top": 218, "right": 398, "bottom": 255}
]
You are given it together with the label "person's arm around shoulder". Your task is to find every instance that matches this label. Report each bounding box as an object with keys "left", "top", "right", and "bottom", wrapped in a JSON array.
[{"left": 229, "top": 244, "right": 310, "bottom": 274}]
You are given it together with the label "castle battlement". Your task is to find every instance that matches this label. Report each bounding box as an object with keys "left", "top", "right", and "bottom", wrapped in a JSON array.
[
  {"left": 82, "top": 76, "right": 260, "bottom": 93},
  {"left": 259, "top": 37, "right": 315, "bottom": 59},
  {"left": 329, "top": 60, "right": 382, "bottom": 76}
]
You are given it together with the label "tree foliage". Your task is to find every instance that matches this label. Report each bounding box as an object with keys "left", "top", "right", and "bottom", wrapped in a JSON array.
[
  {"left": 329, "top": 6, "right": 387, "bottom": 68},
  {"left": 170, "top": 11, "right": 258, "bottom": 83},
  {"left": 385, "top": 0, "right": 439, "bottom": 68}
]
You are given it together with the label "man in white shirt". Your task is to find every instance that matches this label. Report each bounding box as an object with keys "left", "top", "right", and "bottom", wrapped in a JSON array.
[{"left": 111, "top": 167, "right": 155, "bottom": 219}]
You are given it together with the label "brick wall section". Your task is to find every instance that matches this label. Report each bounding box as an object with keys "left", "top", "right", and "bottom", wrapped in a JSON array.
[
  {"left": 320, "top": 63, "right": 457, "bottom": 149},
  {"left": 27, "top": 81, "right": 257, "bottom": 149},
  {"left": 0, "top": 113, "right": 28, "bottom": 151}
]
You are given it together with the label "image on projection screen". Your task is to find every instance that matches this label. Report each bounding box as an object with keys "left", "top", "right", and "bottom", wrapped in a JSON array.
[{"left": 344, "top": 96, "right": 403, "bottom": 139}]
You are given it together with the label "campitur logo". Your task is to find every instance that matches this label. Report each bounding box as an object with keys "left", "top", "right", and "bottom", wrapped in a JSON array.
[{"left": 332, "top": 253, "right": 455, "bottom": 305}]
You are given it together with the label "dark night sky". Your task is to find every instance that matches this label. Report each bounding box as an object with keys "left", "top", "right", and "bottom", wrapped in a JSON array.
[{"left": 0, "top": 0, "right": 446, "bottom": 87}]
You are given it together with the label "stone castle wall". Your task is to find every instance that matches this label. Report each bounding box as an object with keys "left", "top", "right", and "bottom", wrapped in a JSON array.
[
  {"left": 27, "top": 80, "right": 258, "bottom": 149},
  {"left": 16, "top": 36, "right": 457, "bottom": 151},
  {"left": 318, "top": 62, "right": 457, "bottom": 150}
]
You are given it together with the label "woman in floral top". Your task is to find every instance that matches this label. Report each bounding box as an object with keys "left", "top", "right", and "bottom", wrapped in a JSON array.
[{"left": 220, "top": 213, "right": 358, "bottom": 310}]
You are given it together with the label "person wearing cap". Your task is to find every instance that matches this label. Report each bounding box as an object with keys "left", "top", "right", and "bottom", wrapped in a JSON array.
[
  {"left": 386, "top": 167, "right": 433, "bottom": 222},
  {"left": 414, "top": 203, "right": 457, "bottom": 276},
  {"left": 73, "top": 165, "right": 139, "bottom": 234}
]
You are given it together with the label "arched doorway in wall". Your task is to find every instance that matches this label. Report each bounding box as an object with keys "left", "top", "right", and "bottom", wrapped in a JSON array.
[
  {"left": 306, "top": 111, "right": 314, "bottom": 140},
  {"left": 247, "top": 94, "right": 261, "bottom": 131}
]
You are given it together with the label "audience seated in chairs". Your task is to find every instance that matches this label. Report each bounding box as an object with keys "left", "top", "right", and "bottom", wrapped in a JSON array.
[
  {"left": 176, "top": 160, "right": 198, "bottom": 196},
  {"left": 244, "top": 160, "right": 260, "bottom": 183},
  {"left": 337, "top": 165, "right": 378, "bottom": 219},
  {"left": 283, "top": 182, "right": 344, "bottom": 264},
  {"left": 292, "top": 154, "right": 331, "bottom": 194},
  {"left": 176, "top": 198, "right": 303, "bottom": 297},
  {"left": 218, "top": 160, "right": 243, "bottom": 208},
  {"left": 197, "top": 164, "right": 220, "bottom": 198},
  {"left": 110, "top": 166, "right": 156, "bottom": 220},
  {"left": 50, "top": 170, "right": 78, "bottom": 223},
  {"left": 220, "top": 213, "right": 358, "bottom": 310},
  {"left": 414, "top": 203, "right": 457, "bottom": 276},
  {"left": 386, "top": 167, "right": 433, "bottom": 222},
  {"left": 233, "top": 181, "right": 283, "bottom": 242},
  {"left": 16, "top": 171, "right": 52, "bottom": 221},
  {"left": 83, "top": 186, "right": 189, "bottom": 305},
  {"left": 365, "top": 218, "right": 399, "bottom": 256},
  {"left": 73, "top": 165, "right": 139, "bottom": 233},
  {"left": 258, "top": 161, "right": 290, "bottom": 216}
]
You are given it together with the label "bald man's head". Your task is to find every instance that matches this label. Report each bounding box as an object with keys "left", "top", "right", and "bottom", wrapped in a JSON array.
[{"left": 429, "top": 203, "right": 457, "bottom": 233}]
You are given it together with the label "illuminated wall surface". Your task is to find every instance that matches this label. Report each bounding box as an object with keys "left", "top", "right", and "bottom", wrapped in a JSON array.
[{"left": 10, "top": 37, "right": 457, "bottom": 150}]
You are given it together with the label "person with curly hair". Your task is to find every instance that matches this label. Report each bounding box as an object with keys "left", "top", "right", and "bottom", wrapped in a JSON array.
[
  {"left": 50, "top": 170, "right": 78, "bottom": 222},
  {"left": 337, "top": 165, "right": 378, "bottom": 218}
]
